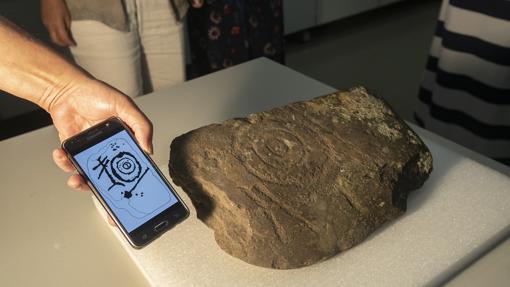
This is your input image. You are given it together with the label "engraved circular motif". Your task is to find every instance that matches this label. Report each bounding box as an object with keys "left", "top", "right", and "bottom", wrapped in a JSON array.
[
  {"left": 251, "top": 128, "right": 305, "bottom": 168},
  {"left": 234, "top": 119, "right": 331, "bottom": 186}
]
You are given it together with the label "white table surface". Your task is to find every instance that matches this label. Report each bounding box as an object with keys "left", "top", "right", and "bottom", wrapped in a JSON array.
[{"left": 1, "top": 58, "right": 510, "bottom": 286}]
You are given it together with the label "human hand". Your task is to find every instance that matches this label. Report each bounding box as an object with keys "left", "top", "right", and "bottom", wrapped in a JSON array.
[
  {"left": 189, "top": 0, "right": 204, "bottom": 8},
  {"left": 49, "top": 77, "right": 153, "bottom": 193},
  {"left": 41, "top": 0, "right": 76, "bottom": 46},
  {"left": 0, "top": 18, "right": 149, "bottom": 226}
]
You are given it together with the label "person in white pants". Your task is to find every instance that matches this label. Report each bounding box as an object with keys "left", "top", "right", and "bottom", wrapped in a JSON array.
[{"left": 41, "top": 0, "right": 193, "bottom": 98}]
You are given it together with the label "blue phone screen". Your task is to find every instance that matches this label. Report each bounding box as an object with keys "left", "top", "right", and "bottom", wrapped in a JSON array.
[{"left": 73, "top": 130, "right": 178, "bottom": 232}]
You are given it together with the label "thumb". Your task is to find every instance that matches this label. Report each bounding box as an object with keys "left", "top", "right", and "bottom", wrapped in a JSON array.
[{"left": 117, "top": 98, "right": 153, "bottom": 154}]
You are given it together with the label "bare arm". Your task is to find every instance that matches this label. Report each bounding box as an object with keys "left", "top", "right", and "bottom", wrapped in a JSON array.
[
  {"left": 0, "top": 17, "right": 152, "bottom": 191},
  {"left": 0, "top": 17, "right": 80, "bottom": 110}
]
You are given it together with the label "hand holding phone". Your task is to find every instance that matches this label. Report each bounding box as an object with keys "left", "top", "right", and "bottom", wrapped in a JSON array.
[
  {"left": 62, "top": 117, "right": 189, "bottom": 247},
  {"left": 48, "top": 78, "right": 153, "bottom": 192}
]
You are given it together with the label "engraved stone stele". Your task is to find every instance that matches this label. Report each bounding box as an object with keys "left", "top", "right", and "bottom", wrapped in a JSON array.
[{"left": 168, "top": 87, "right": 433, "bottom": 269}]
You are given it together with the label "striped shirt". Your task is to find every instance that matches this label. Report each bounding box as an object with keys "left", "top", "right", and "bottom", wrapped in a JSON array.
[{"left": 414, "top": 0, "right": 510, "bottom": 165}]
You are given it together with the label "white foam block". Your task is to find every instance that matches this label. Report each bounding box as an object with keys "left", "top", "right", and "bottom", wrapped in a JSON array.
[{"left": 93, "top": 131, "right": 510, "bottom": 287}]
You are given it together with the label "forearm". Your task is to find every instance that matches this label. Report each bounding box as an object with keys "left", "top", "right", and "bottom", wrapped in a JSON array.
[{"left": 0, "top": 17, "right": 88, "bottom": 112}]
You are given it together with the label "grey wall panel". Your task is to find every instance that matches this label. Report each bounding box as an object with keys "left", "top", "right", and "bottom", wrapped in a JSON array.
[
  {"left": 316, "top": 0, "right": 378, "bottom": 25},
  {"left": 283, "top": 0, "right": 317, "bottom": 34},
  {"left": 379, "top": 0, "right": 405, "bottom": 5}
]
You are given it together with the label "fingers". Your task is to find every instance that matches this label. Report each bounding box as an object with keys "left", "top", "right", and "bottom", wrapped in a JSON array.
[
  {"left": 132, "top": 114, "right": 154, "bottom": 155},
  {"left": 118, "top": 98, "right": 154, "bottom": 154},
  {"left": 49, "top": 22, "right": 76, "bottom": 47},
  {"left": 41, "top": 0, "right": 76, "bottom": 47},
  {"left": 53, "top": 148, "right": 75, "bottom": 172},
  {"left": 107, "top": 216, "right": 117, "bottom": 227},
  {"left": 41, "top": 0, "right": 76, "bottom": 46},
  {"left": 67, "top": 174, "right": 90, "bottom": 192},
  {"left": 190, "top": 0, "right": 204, "bottom": 8},
  {"left": 63, "top": 10, "right": 77, "bottom": 46},
  {"left": 53, "top": 149, "right": 88, "bottom": 191}
]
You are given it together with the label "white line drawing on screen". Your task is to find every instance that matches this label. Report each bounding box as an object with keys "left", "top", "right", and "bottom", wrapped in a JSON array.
[{"left": 87, "top": 138, "right": 171, "bottom": 218}]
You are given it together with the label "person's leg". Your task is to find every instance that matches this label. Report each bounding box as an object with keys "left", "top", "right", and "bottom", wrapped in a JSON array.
[
  {"left": 244, "top": 0, "right": 285, "bottom": 64},
  {"left": 69, "top": 19, "right": 143, "bottom": 98},
  {"left": 135, "top": 0, "right": 185, "bottom": 92}
]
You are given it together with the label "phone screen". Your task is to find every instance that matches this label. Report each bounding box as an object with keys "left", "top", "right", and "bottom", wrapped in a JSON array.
[{"left": 73, "top": 130, "right": 178, "bottom": 233}]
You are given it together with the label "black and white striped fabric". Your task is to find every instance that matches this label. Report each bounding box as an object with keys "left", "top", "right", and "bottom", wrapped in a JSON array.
[{"left": 415, "top": 0, "right": 510, "bottom": 165}]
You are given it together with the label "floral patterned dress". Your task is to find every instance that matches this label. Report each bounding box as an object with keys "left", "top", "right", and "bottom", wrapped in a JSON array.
[{"left": 186, "top": 0, "right": 284, "bottom": 78}]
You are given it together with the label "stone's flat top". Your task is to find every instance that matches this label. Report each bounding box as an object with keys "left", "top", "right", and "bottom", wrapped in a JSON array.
[{"left": 2, "top": 58, "right": 510, "bottom": 286}]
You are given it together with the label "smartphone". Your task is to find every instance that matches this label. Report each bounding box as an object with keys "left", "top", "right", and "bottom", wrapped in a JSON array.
[{"left": 62, "top": 117, "right": 189, "bottom": 248}]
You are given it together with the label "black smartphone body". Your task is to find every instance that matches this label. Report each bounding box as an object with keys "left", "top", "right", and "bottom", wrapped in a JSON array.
[{"left": 62, "top": 117, "right": 189, "bottom": 248}]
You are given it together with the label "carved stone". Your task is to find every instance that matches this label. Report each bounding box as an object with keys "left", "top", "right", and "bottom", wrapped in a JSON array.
[{"left": 168, "top": 87, "right": 433, "bottom": 269}]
